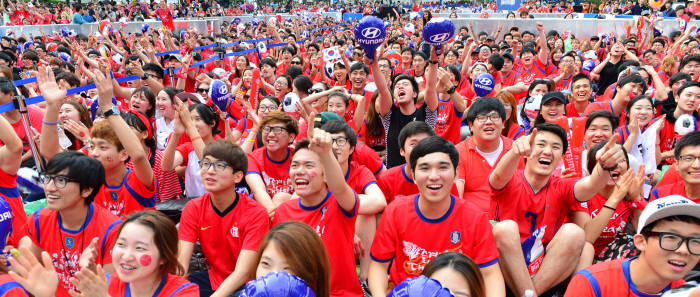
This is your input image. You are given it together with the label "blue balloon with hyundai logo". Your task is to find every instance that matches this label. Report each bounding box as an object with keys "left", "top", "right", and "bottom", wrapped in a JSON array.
[
  {"left": 354, "top": 16, "right": 386, "bottom": 61},
  {"left": 142, "top": 23, "right": 149, "bottom": 34},
  {"left": 240, "top": 271, "right": 315, "bottom": 297},
  {"left": 209, "top": 79, "right": 232, "bottom": 112},
  {"left": 422, "top": 18, "right": 455, "bottom": 56},
  {"left": 387, "top": 275, "right": 454, "bottom": 297},
  {"left": 473, "top": 73, "right": 495, "bottom": 97}
]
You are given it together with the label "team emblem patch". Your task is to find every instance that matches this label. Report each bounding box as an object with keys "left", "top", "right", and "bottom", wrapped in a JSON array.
[
  {"left": 450, "top": 231, "right": 461, "bottom": 244},
  {"left": 110, "top": 192, "right": 119, "bottom": 201},
  {"left": 65, "top": 237, "right": 74, "bottom": 249}
]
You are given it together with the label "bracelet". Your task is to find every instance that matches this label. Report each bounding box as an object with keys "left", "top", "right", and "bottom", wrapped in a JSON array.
[
  {"left": 429, "top": 60, "right": 439, "bottom": 64},
  {"left": 246, "top": 138, "right": 256, "bottom": 142},
  {"left": 602, "top": 204, "right": 616, "bottom": 211},
  {"left": 42, "top": 119, "right": 58, "bottom": 126},
  {"left": 190, "top": 135, "right": 202, "bottom": 142}
]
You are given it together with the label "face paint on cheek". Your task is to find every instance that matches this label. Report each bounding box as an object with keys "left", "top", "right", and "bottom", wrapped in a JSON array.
[
  {"left": 310, "top": 172, "right": 318, "bottom": 178},
  {"left": 140, "top": 254, "right": 152, "bottom": 266}
]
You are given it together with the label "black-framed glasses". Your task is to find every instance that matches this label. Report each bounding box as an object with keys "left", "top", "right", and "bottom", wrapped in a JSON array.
[
  {"left": 332, "top": 136, "right": 349, "bottom": 147},
  {"left": 679, "top": 155, "right": 700, "bottom": 165},
  {"left": 291, "top": 61, "right": 302, "bottom": 65},
  {"left": 39, "top": 173, "right": 76, "bottom": 189},
  {"left": 309, "top": 88, "right": 324, "bottom": 94},
  {"left": 196, "top": 88, "right": 208, "bottom": 93},
  {"left": 645, "top": 231, "right": 700, "bottom": 255},
  {"left": 475, "top": 112, "right": 502, "bottom": 123},
  {"left": 198, "top": 160, "right": 231, "bottom": 172},
  {"left": 258, "top": 104, "right": 278, "bottom": 112},
  {"left": 262, "top": 125, "right": 287, "bottom": 135}
]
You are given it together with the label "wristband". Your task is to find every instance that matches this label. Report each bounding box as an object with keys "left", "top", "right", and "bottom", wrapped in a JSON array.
[
  {"left": 42, "top": 119, "right": 58, "bottom": 126},
  {"left": 602, "top": 204, "right": 616, "bottom": 211},
  {"left": 246, "top": 138, "right": 256, "bottom": 142},
  {"left": 190, "top": 135, "right": 202, "bottom": 142},
  {"left": 429, "top": 60, "right": 439, "bottom": 64}
]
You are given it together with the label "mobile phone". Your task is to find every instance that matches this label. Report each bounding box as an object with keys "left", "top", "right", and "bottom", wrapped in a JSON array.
[
  {"left": 421, "top": 42, "right": 431, "bottom": 57},
  {"left": 218, "top": 52, "right": 224, "bottom": 60}
]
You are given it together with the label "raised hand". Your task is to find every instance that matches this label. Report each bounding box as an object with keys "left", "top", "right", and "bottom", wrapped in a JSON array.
[
  {"left": 309, "top": 127, "right": 333, "bottom": 155},
  {"left": 36, "top": 66, "right": 67, "bottom": 107},
  {"left": 83, "top": 68, "right": 114, "bottom": 110},
  {"left": 610, "top": 169, "right": 633, "bottom": 204},
  {"left": 512, "top": 128, "right": 536, "bottom": 158},
  {"left": 68, "top": 264, "right": 109, "bottom": 297},
  {"left": 628, "top": 164, "right": 646, "bottom": 201},
  {"left": 63, "top": 119, "right": 90, "bottom": 142},
  {"left": 8, "top": 247, "right": 59, "bottom": 297},
  {"left": 596, "top": 133, "right": 625, "bottom": 170}
]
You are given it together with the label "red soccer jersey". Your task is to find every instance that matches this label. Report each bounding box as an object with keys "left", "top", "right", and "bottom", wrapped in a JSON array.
[
  {"left": 435, "top": 96, "right": 465, "bottom": 144},
  {"left": 456, "top": 136, "right": 520, "bottom": 212},
  {"left": 178, "top": 192, "right": 269, "bottom": 290},
  {"left": 357, "top": 121, "right": 386, "bottom": 150},
  {"left": 370, "top": 195, "right": 499, "bottom": 285},
  {"left": 247, "top": 147, "right": 294, "bottom": 196},
  {"left": 0, "top": 274, "right": 29, "bottom": 297},
  {"left": 94, "top": 168, "right": 156, "bottom": 218},
  {"left": 490, "top": 171, "right": 579, "bottom": 275},
  {"left": 502, "top": 70, "right": 519, "bottom": 87},
  {"left": 658, "top": 114, "right": 700, "bottom": 165},
  {"left": 377, "top": 164, "right": 460, "bottom": 204},
  {"left": 345, "top": 161, "right": 377, "bottom": 195},
  {"left": 25, "top": 205, "right": 121, "bottom": 297},
  {"left": 107, "top": 273, "right": 199, "bottom": 297},
  {"left": 649, "top": 180, "right": 698, "bottom": 202},
  {"left": 584, "top": 101, "right": 627, "bottom": 127},
  {"left": 0, "top": 168, "right": 26, "bottom": 246},
  {"left": 515, "top": 59, "right": 554, "bottom": 86},
  {"left": 353, "top": 143, "right": 385, "bottom": 176},
  {"left": 564, "top": 258, "right": 684, "bottom": 297},
  {"left": 273, "top": 191, "right": 363, "bottom": 297},
  {"left": 574, "top": 193, "right": 644, "bottom": 256}
]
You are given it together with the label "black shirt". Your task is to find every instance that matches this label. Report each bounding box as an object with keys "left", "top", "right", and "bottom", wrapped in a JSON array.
[{"left": 380, "top": 103, "right": 437, "bottom": 169}]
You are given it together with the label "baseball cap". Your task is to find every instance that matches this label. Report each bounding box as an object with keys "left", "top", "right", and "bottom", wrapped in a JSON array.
[
  {"left": 637, "top": 195, "right": 700, "bottom": 234},
  {"left": 313, "top": 112, "right": 344, "bottom": 128},
  {"left": 540, "top": 91, "right": 566, "bottom": 106}
]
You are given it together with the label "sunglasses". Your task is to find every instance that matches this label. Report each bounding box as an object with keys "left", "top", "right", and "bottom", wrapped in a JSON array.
[
  {"left": 309, "top": 88, "right": 324, "bottom": 94},
  {"left": 291, "top": 61, "right": 302, "bottom": 65},
  {"left": 196, "top": 88, "right": 208, "bottom": 93}
]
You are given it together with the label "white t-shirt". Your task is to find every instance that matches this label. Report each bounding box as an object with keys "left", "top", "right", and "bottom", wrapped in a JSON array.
[{"left": 475, "top": 138, "right": 504, "bottom": 167}]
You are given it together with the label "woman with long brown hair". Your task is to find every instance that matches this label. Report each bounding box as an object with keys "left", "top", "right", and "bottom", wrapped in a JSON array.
[
  {"left": 495, "top": 91, "right": 520, "bottom": 140},
  {"left": 254, "top": 221, "right": 330, "bottom": 297}
]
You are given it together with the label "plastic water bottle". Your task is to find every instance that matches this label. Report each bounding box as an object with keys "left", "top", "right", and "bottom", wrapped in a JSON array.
[{"left": 57, "top": 126, "right": 72, "bottom": 149}]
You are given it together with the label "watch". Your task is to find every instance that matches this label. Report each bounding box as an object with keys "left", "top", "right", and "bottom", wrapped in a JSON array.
[
  {"left": 141, "top": 73, "right": 150, "bottom": 80},
  {"left": 429, "top": 60, "right": 439, "bottom": 64},
  {"left": 447, "top": 85, "right": 457, "bottom": 94},
  {"left": 102, "top": 105, "right": 121, "bottom": 118}
]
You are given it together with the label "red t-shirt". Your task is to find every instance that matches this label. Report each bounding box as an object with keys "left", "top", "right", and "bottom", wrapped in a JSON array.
[
  {"left": 357, "top": 121, "right": 386, "bottom": 150},
  {"left": 490, "top": 171, "right": 579, "bottom": 275},
  {"left": 573, "top": 193, "right": 644, "bottom": 256},
  {"left": 434, "top": 96, "right": 464, "bottom": 144},
  {"left": 456, "top": 137, "right": 520, "bottom": 213},
  {"left": 515, "top": 59, "right": 554, "bottom": 86},
  {"left": 649, "top": 180, "right": 696, "bottom": 202},
  {"left": 584, "top": 100, "right": 627, "bottom": 127},
  {"left": 0, "top": 274, "right": 29, "bottom": 297},
  {"left": 377, "top": 164, "right": 459, "bottom": 204},
  {"left": 0, "top": 168, "right": 26, "bottom": 247},
  {"left": 273, "top": 191, "right": 363, "bottom": 297},
  {"left": 178, "top": 192, "right": 269, "bottom": 290},
  {"left": 94, "top": 168, "right": 156, "bottom": 218},
  {"left": 564, "top": 258, "right": 684, "bottom": 297},
  {"left": 107, "top": 273, "right": 199, "bottom": 297},
  {"left": 0, "top": 106, "right": 43, "bottom": 152},
  {"left": 370, "top": 195, "right": 499, "bottom": 285},
  {"left": 247, "top": 147, "right": 294, "bottom": 196},
  {"left": 25, "top": 205, "right": 121, "bottom": 297},
  {"left": 345, "top": 161, "right": 377, "bottom": 195},
  {"left": 353, "top": 143, "right": 384, "bottom": 176},
  {"left": 126, "top": 150, "right": 181, "bottom": 202}
]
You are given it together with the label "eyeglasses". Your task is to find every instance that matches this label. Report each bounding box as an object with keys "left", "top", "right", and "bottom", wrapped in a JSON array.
[
  {"left": 199, "top": 159, "right": 231, "bottom": 172},
  {"left": 196, "top": 88, "right": 208, "bottom": 93},
  {"left": 262, "top": 125, "right": 287, "bottom": 135},
  {"left": 258, "top": 104, "right": 278, "bottom": 112},
  {"left": 378, "top": 63, "right": 392, "bottom": 69},
  {"left": 309, "top": 88, "right": 324, "bottom": 94},
  {"left": 645, "top": 231, "right": 700, "bottom": 255},
  {"left": 332, "top": 136, "right": 349, "bottom": 147},
  {"left": 475, "top": 112, "right": 502, "bottom": 123},
  {"left": 679, "top": 155, "right": 700, "bottom": 164},
  {"left": 291, "top": 61, "right": 302, "bottom": 65},
  {"left": 39, "top": 173, "right": 76, "bottom": 189}
]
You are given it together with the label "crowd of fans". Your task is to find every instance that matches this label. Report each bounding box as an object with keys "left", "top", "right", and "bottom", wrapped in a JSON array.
[{"left": 0, "top": 0, "right": 700, "bottom": 297}]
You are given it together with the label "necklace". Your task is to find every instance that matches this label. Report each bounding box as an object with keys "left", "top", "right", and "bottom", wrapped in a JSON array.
[{"left": 57, "top": 206, "right": 90, "bottom": 278}]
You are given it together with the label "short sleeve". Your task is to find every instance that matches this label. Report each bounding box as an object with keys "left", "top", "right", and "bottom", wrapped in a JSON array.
[
  {"left": 171, "top": 283, "right": 200, "bottom": 297},
  {"left": 24, "top": 211, "right": 40, "bottom": 246},
  {"left": 470, "top": 212, "right": 500, "bottom": 267},
  {"left": 357, "top": 166, "right": 378, "bottom": 192},
  {"left": 247, "top": 151, "right": 261, "bottom": 174},
  {"left": 100, "top": 220, "right": 122, "bottom": 265},
  {"left": 241, "top": 205, "right": 270, "bottom": 251},
  {"left": 563, "top": 272, "right": 598, "bottom": 297},
  {"left": 178, "top": 200, "right": 200, "bottom": 243},
  {"left": 369, "top": 204, "right": 398, "bottom": 263},
  {"left": 176, "top": 142, "right": 194, "bottom": 165}
]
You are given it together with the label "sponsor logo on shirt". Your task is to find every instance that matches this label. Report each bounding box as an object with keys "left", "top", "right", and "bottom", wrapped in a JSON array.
[{"left": 401, "top": 240, "right": 462, "bottom": 276}]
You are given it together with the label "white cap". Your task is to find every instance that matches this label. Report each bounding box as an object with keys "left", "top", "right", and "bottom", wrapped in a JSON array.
[{"left": 636, "top": 195, "right": 700, "bottom": 234}]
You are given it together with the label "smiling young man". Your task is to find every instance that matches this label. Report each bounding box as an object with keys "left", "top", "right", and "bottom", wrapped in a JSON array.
[
  {"left": 456, "top": 97, "right": 522, "bottom": 213},
  {"left": 19, "top": 151, "right": 121, "bottom": 297},
  {"left": 368, "top": 136, "right": 505, "bottom": 297},
  {"left": 489, "top": 123, "right": 626, "bottom": 297},
  {"left": 566, "top": 73, "right": 593, "bottom": 117},
  {"left": 651, "top": 131, "right": 700, "bottom": 201},
  {"left": 272, "top": 127, "right": 363, "bottom": 297},
  {"left": 178, "top": 140, "right": 269, "bottom": 297},
  {"left": 565, "top": 195, "right": 700, "bottom": 297},
  {"left": 658, "top": 82, "right": 700, "bottom": 164}
]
